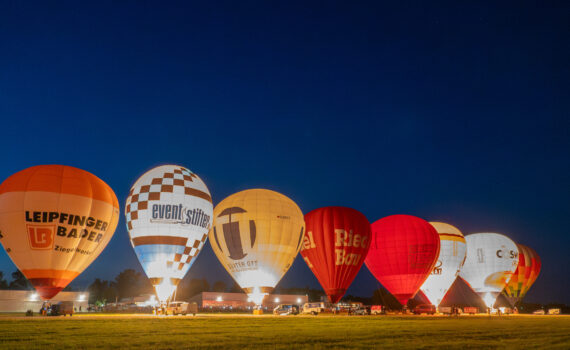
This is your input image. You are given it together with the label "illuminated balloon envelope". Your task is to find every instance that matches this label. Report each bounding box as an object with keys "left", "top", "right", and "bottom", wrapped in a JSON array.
[
  {"left": 209, "top": 189, "right": 305, "bottom": 305},
  {"left": 301, "top": 206, "right": 371, "bottom": 303},
  {"left": 0, "top": 165, "right": 120, "bottom": 300},
  {"left": 502, "top": 243, "right": 541, "bottom": 307},
  {"left": 420, "top": 222, "right": 467, "bottom": 306},
  {"left": 459, "top": 233, "right": 519, "bottom": 308},
  {"left": 126, "top": 165, "right": 213, "bottom": 302},
  {"left": 365, "top": 215, "right": 440, "bottom": 307}
]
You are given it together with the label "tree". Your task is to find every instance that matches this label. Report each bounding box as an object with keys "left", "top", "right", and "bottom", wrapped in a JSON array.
[
  {"left": 110, "top": 269, "right": 152, "bottom": 300},
  {"left": 212, "top": 281, "right": 227, "bottom": 292},
  {"left": 178, "top": 278, "right": 210, "bottom": 299},
  {"left": 228, "top": 281, "right": 243, "bottom": 293},
  {"left": 88, "top": 278, "right": 117, "bottom": 305},
  {"left": 0, "top": 271, "right": 8, "bottom": 289},
  {"left": 9, "top": 270, "right": 31, "bottom": 290}
]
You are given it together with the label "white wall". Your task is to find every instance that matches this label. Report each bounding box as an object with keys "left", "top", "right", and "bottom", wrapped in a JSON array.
[{"left": 0, "top": 290, "right": 89, "bottom": 313}]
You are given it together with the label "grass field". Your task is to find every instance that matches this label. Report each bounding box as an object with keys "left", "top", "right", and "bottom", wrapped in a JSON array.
[{"left": 0, "top": 314, "right": 569, "bottom": 349}]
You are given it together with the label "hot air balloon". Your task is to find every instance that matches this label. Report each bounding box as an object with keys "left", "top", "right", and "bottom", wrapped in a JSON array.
[
  {"left": 365, "top": 215, "right": 440, "bottom": 307},
  {"left": 420, "top": 222, "right": 467, "bottom": 306},
  {"left": 125, "top": 165, "right": 213, "bottom": 303},
  {"left": 502, "top": 244, "right": 541, "bottom": 307},
  {"left": 459, "top": 233, "right": 519, "bottom": 308},
  {"left": 209, "top": 189, "right": 305, "bottom": 305},
  {"left": 301, "top": 207, "right": 371, "bottom": 303},
  {"left": 0, "top": 165, "right": 119, "bottom": 300}
]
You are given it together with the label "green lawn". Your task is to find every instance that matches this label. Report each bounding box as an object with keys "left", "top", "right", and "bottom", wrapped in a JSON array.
[{"left": 0, "top": 314, "right": 568, "bottom": 349}]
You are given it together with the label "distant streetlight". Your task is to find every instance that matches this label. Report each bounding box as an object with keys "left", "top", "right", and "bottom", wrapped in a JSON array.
[
  {"left": 296, "top": 298, "right": 302, "bottom": 304},
  {"left": 216, "top": 296, "right": 223, "bottom": 302},
  {"left": 30, "top": 293, "right": 38, "bottom": 301},
  {"left": 78, "top": 294, "right": 86, "bottom": 302},
  {"left": 274, "top": 297, "right": 280, "bottom": 303}
]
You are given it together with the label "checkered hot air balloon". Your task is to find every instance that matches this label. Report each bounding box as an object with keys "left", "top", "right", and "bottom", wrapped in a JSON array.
[{"left": 126, "top": 165, "right": 213, "bottom": 302}]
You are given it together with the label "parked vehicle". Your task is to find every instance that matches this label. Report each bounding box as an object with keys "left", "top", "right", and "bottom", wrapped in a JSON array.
[
  {"left": 463, "top": 307, "right": 478, "bottom": 315},
  {"left": 413, "top": 304, "right": 436, "bottom": 315},
  {"left": 533, "top": 309, "right": 545, "bottom": 315},
  {"left": 350, "top": 307, "right": 368, "bottom": 315},
  {"left": 273, "top": 304, "right": 299, "bottom": 315},
  {"left": 548, "top": 308, "right": 561, "bottom": 315},
  {"left": 370, "top": 305, "right": 383, "bottom": 315},
  {"left": 166, "top": 302, "right": 197, "bottom": 316},
  {"left": 302, "top": 302, "right": 333, "bottom": 315},
  {"left": 49, "top": 301, "right": 74, "bottom": 316},
  {"left": 438, "top": 306, "right": 452, "bottom": 315}
]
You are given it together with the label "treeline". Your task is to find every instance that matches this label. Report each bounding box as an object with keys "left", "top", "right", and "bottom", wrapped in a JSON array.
[{"left": 0, "top": 270, "right": 32, "bottom": 290}]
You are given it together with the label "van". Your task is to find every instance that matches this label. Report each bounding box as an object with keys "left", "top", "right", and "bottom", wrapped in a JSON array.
[
  {"left": 273, "top": 304, "right": 299, "bottom": 315},
  {"left": 49, "top": 301, "right": 74, "bottom": 316},
  {"left": 548, "top": 308, "right": 561, "bottom": 315},
  {"left": 166, "top": 302, "right": 198, "bottom": 316},
  {"left": 370, "top": 305, "right": 383, "bottom": 315},
  {"left": 302, "top": 302, "right": 332, "bottom": 315},
  {"left": 413, "top": 304, "right": 436, "bottom": 315},
  {"left": 463, "top": 307, "right": 478, "bottom": 315}
]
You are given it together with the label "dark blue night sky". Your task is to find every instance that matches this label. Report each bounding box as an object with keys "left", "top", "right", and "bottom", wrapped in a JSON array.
[{"left": 1, "top": 1, "right": 568, "bottom": 303}]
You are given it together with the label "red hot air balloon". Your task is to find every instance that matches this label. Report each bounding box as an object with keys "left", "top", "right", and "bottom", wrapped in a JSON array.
[
  {"left": 365, "top": 215, "right": 440, "bottom": 307},
  {"left": 301, "top": 207, "right": 371, "bottom": 303}
]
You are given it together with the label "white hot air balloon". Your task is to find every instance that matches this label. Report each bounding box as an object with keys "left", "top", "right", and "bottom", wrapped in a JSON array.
[
  {"left": 125, "top": 165, "right": 213, "bottom": 303},
  {"left": 459, "top": 233, "right": 519, "bottom": 308},
  {"left": 420, "top": 222, "right": 467, "bottom": 307}
]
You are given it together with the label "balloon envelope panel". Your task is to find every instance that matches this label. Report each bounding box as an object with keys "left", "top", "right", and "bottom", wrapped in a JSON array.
[
  {"left": 0, "top": 165, "right": 120, "bottom": 300},
  {"left": 420, "top": 222, "right": 467, "bottom": 306},
  {"left": 301, "top": 206, "right": 371, "bottom": 303},
  {"left": 459, "top": 233, "right": 519, "bottom": 306},
  {"left": 126, "top": 165, "right": 213, "bottom": 302},
  {"left": 209, "top": 189, "right": 305, "bottom": 303},
  {"left": 365, "top": 215, "right": 440, "bottom": 306}
]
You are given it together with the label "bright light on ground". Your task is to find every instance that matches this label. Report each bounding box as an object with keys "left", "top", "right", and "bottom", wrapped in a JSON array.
[
  {"left": 483, "top": 292, "right": 496, "bottom": 308},
  {"left": 154, "top": 280, "right": 176, "bottom": 303}
]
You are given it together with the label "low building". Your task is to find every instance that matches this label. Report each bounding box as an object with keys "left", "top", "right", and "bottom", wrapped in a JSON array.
[
  {"left": 0, "top": 290, "right": 89, "bottom": 313},
  {"left": 189, "top": 292, "right": 308, "bottom": 310}
]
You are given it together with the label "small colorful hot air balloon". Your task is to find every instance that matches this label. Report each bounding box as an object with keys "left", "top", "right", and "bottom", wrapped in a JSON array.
[
  {"left": 365, "top": 214, "right": 440, "bottom": 307},
  {"left": 125, "top": 165, "right": 213, "bottom": 303},
  {"left": 0, "top": 165, "right": 120, "bottom": 300},
  {"left": 420, "top": 222, "right": 467, "bottom": 306},
  {"left": 502, "top": 243, "right": 541, "bottom": 307},
  {"left": 301, "top": 206, "right": 371, "bottom": 303},
  {"left": 209, "top": 189, "right": 305, "bottom": 305},
  {"left": 459, "top": 233, "right": 519, "bottom": 308}
]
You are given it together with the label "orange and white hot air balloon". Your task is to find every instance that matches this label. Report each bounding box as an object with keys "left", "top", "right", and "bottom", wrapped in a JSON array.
[{"left": 0, "top": 165, "right": 120, "bottom": 300}]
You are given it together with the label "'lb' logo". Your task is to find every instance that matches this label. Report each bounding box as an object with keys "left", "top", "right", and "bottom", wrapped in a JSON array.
[
  {"left": 213, "top": 207, "right": 256, "bottom": 260},
  {"left": 27, "top": 225, "right": 55, "bottom": 250}
]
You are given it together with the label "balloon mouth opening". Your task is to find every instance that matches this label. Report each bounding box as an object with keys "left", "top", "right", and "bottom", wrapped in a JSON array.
[{"left": 325, "top": 289, "right": 347, "bottom": 304}]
